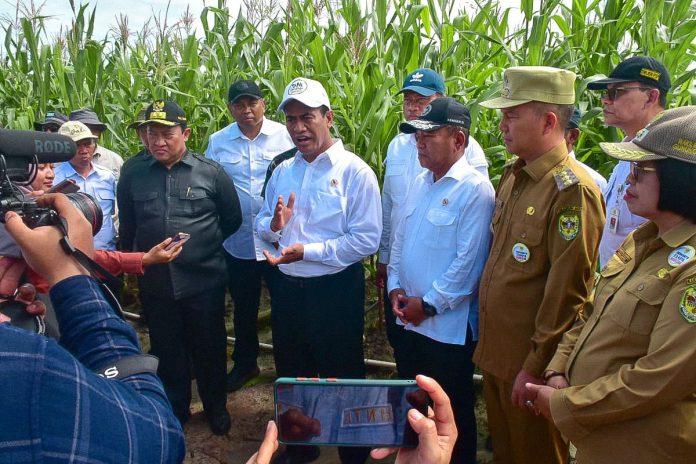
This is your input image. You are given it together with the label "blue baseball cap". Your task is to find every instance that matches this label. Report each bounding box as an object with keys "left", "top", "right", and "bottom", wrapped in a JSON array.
[{"left": 397, "top": 68, "right": 446, "bottom": 96}]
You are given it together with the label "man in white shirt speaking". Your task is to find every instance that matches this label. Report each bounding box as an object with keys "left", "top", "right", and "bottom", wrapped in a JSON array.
[
  {"left": 256, "top": 77, "right": 382, "bottom": 464},
  {"left": 206, "top": 79, "right": 294, "bottom": 392},
  {"left": 387, "top": 97, "right": 495, "bottom": 464}
]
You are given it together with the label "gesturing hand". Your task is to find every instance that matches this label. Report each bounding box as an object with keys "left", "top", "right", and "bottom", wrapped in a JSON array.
[
  {"left": 263, "top": 243, "right": 304, "bottom": 266},
  {"left": 270, "top": 193, "right": 296, "bottom": 233}
]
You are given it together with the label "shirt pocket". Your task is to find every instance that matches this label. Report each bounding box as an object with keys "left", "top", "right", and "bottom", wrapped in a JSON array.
[
  {"left": 94, "top": 187, "right": 115, "bottom": 215},
  {"left": 132, "top": 191, "right": 161, "bottom": 219},
  {"left": 423, "top": 208, "right": 457, "bottom": 249},
  {"left": 615, "top": 276, "right": 668, "bottom": 335},
  {"left": 385, "top": 162, "right": 408, "bottom": 204},
  {"left": 178, "top": 188, "right": 211, "bottom": 217},
  {"left": 218, "top": 152, "right": 243, "bottom": 168},
  {"left": 505, "top": 220, "right": 544, "bottom": 274},
  {"left": 307, "top": 191, "right": 347, "bottom": 234}
]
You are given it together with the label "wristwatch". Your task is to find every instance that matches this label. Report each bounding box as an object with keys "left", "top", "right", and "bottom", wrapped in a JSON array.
[{"left": 421, "top": 300, "right": 437, "bottom": 317}]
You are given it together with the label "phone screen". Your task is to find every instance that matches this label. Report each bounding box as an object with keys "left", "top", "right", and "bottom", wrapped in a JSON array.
[
  {"left": 274, "top": 378, "right": 429, "bottom": 448},
  {"left": 165, "top": 232, "right": 190, "bottom": 250}
]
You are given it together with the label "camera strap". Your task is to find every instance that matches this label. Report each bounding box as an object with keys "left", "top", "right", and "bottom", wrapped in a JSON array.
[
  {"left": 94, "top": 354, "right": 159, "bottom": 380},
  {"left": 54, "top": 216, "right": 126, "bottom": 320}
]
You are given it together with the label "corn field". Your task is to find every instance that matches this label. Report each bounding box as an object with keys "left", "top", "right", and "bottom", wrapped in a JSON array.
[{"left": 1, "top": 0, "right": 695, "bottom": 184}]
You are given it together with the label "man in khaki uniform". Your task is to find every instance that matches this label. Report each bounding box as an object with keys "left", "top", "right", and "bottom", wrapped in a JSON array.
[
  {"left": 527, "top": 106, "right": 696, "bottom": 464},
  {"left": 474, "top": 67, "right": 605, "bottom": 463}
]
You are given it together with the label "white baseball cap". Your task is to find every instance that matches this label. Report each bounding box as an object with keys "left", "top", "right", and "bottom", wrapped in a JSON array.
[{"left": 278, "top": 77, "right": 331, "bottom": 112}]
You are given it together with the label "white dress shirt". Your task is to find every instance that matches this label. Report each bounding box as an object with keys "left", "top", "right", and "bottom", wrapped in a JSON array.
[
  {"left": 205, "top": 117, "right": 294, "bottom": 260},
  {"left": 54, "top": 161, "right": 117, "bottom": 251},
  {"left": 387, "top": 155, "right": 495, "bottom": 345},
  {"left": 378, "top": 132, "right": 488, "bottom": 265},
  {"left": 257, "top": 140, "right": 382, "bottom": 277},
  {"left": 599, "top": 160, "right": 647, "bottom": 268},
  {"left": 568, "top": 150, "right": 608, "bottom": 193},
  {"left": 93, "top": 145, "right": 124, "bottom": 180}
]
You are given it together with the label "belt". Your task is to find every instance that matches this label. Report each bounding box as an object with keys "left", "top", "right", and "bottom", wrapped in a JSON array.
[{"left": 280, "top": 262, "right": 361, "bottom": 289}]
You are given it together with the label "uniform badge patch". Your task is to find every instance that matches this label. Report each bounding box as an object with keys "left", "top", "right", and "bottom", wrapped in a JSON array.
[
  {"left": 558, "top": 212, "right": 580, "bottom": 241},
  {"left": 512, "top": 243, "right": 530, "bottom": 262},
  {"left": 656, "top": 268, "right": 669, "bottom": 279},
  {"left": 679, "top": 286, "right": 696, "bottom": 323},
  {"left": 526, "top": 206, "right": 535, "bottom": 216},
  {"left": 667, "top": 245, "right": 695, "bottom": 268}
]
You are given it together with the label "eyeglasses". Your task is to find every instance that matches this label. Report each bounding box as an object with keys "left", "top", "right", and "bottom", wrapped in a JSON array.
[
  {"left": 231, "top": 99, "right": 262, "bottom": 111},
  {"left": 403, "top": 95, "right": 432, "bottom": 107},
  {"left": 629, "top": 161, "right": 657, "bottom": 182},
  {"left": 600, "top": 87, "right": 651, "bottom": 101}
]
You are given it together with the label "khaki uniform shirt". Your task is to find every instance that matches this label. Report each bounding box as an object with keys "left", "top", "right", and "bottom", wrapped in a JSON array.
[
  {"left": 548, "top": 220, "right": 696, "bottom": 463},
  {"left": 474, "top": 142, "right": 605, "bottom": 382}
]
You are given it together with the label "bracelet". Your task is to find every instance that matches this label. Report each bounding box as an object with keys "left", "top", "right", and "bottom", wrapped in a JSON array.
[{"left": 543, "top": 371, "right": 565, "bottom": 382}]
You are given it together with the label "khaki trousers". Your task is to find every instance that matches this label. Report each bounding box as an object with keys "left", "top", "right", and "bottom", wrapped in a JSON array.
[{"left": 483, "top": 371, "right": 568, "bottom": 464}]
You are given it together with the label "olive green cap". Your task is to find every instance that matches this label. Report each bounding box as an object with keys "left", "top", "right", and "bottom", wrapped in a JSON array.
[
  {"left": 481, "top": 66, "right": 576, "bottom": 109},
  {"left": 600, "top": 106, "right": 696, "bottom": 165}
]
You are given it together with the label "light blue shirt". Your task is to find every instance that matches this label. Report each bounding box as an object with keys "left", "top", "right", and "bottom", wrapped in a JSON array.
[
  {"left": 205, "top": 118, "right": 294, "bottom": 260},
  {"left": 599, "top": 160, "right": 647, "bottom": 268},
  {"left": 378, "top": 132, "right": 488, "bottom": 264},
  {"left": 387, "top": 155, "right": 495, "bottom": 345},
  {"left": 257, "top": 140, "right": 382, "bottom": 277},
  {"left": 54, "top": 161, "right": 117, "bottom": 250}
]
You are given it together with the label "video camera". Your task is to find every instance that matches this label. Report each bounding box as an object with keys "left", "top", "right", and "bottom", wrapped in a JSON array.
[{"left": 0, "top": 128, "right": 102, "bottom": 232}]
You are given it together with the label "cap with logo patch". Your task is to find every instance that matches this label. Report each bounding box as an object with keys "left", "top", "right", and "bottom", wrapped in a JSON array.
[
  {"left": 397, "top": 68, "right": 446, "bottom": 97},
  {"left": 400, "top": 97, "right": 471, "bottom": 134},
  {"left": 587, "top": 56, "right": 671, "bottom": 93},
  {"left": 34, "top": 110, "right": 68, "bottom": 131},
  {"left": 278, "top": 78, "right": 331, "bottom": 112},
  {"left": 599, "top": 106, "right": 696, "bottom": 165},
  {"left": 59, "top": 121, "right": 99, "bottom": 142},
  {"left": 228, "top": 79, "right": 263, "bottom": 103},
  {"left": 143, "top": 100, "right": 188, "bottom": 127},
  {"left": 480, "top": 66, "right": 576, "bottom": 109}
]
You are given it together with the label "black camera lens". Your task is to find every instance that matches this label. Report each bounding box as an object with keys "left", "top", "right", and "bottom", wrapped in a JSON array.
[{"left": 65, "top": 192, "right": 103, "bottom": 236}]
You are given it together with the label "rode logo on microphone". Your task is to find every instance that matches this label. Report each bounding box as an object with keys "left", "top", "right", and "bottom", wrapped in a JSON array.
[{"left": 34, "top": 139, "right": 73, "bottom": 154}]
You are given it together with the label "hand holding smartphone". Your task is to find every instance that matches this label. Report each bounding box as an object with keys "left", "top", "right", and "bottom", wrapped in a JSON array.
[
  {"left": 47, "top": 179, "right": 79, "bottom": 194},
  {"left": 274, "top": 378, "right": 429, "bottom": 448},
  {"left": 165, "top": 232, "right": 190, "bottom": 251}
]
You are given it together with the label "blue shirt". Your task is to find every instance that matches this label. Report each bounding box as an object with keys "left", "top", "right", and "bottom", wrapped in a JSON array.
[
  {"left": 54, "top": 162, "right": 118, "bottom": 251},
  {"left": 205, "top": 118, "right": 294, "bottom": 260},
  {"left": 0, "top": 276, "right": 185, "bottom": 463},
  {"left": 387, "top": 155, "right": 495, "bottom": 345}
]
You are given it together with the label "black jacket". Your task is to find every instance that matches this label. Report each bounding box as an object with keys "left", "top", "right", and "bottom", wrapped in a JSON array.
[{"left": 117, "top": 150, "right": 242, "bottom": 299}]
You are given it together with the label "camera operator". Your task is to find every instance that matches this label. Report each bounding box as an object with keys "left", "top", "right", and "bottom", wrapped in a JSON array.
[{"left": 0, "top": 194, "right": 185, "bottom": 462}]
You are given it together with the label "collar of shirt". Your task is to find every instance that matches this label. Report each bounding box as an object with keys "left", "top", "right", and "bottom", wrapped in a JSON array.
[
  {"left": 60, "top": 161, "right": 100, "bottom": 179},
  {"left": 516, "top": 142, "right": 568, "bottom": 182},
  {"left": 426, "top": 153, "right": 476, "bottom": 185},
  {"left": 228, "top": 117, "right": 281, "bottom": 142},
  {"left": 655, "top": 219, "right": 696, "bottom": 248},
  {"left": 146, "top": 149, "right": 194, "bottom": 168},
  {"left": 295, "top": 139, "right": 343, "bottom": 166}
]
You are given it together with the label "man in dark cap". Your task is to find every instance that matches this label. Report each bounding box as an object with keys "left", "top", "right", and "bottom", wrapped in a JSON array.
[
  {"left": 117, "top": 99, "right": 242, "bottom": 435},
  {"left": 388, "top": 96, "right": 495, "bottom": 463},
  {"left": 564, "top": 107, "right": 607, "bottom": 192},
  {"left": 205, "top": 79, "right": 293, "bottom": 392},
  {"left": 34, "top": 110, "right": 68, "bottom": 132},
  {"left": 70, "top": 108, "right": 124, "bottom": 179},
  {"left": 586, "top": 56, "right": 671, "bottom": 268}
]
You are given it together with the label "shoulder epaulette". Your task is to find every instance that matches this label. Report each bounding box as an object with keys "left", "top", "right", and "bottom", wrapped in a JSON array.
[{"left": 553, "top": 165, "right": 579, "bottom": 191}]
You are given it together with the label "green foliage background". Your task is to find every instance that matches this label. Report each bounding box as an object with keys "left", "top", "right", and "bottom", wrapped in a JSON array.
[{"left": 1, "top": 0, "right": 695, "bottom": 185}]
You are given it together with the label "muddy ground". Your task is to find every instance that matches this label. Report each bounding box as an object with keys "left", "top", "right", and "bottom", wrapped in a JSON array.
[{"left": 128, "top": 280, "right": 495, "bottom": 464}]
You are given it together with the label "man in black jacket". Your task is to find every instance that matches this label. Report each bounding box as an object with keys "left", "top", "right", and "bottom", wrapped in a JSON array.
[{"left": 117, "top": 100, "right": 242, "bottom": 435}]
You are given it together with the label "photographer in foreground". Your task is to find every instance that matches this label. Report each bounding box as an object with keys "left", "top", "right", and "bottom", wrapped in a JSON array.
[
  {"left": 0, "top": 194, "right": 185, "bottom": 463},
  {"left": 246, "top": 375, "right": 457, "bottom": 464}
]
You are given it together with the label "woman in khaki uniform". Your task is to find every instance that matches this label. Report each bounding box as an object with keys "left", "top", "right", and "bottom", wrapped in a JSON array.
[{"left": 526, "top": 106, "right": 696, "bottom": 464}]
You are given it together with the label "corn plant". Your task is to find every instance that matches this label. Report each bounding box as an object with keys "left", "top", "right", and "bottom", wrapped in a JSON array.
[{"left": 0, "top": 0, "right": 694, "bottom": 184}]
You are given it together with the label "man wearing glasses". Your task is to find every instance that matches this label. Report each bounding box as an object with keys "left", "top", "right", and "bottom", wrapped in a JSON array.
[
  {"left": 206, "top": 79, "right": 294, "bottom": 392},
  {"left": 587, "top": 56, "right": 671, "bottom": 268}
]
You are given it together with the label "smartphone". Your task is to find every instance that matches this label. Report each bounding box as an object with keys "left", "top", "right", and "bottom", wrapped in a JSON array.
[
  {"left": 274, "top": 378, "right": 429, "bottom": 448},
  {"left": 165, "top": 232, "right": 190, "bottom": 250},
  {"left": 47, "top": 179, "right": 79, "bottom": 194}
]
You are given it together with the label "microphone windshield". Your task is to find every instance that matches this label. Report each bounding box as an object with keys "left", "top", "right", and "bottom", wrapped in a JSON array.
[{"left": 0, "top": 129, "right": 76, "bottom": 163}]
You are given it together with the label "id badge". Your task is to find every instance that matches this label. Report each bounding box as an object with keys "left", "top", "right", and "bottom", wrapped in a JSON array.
[{"left": 608, "top": 207, "right": 620, "bottom": 234}]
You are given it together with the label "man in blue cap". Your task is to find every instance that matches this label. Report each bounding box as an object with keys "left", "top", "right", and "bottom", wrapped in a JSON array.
[
  {"left": 376, "top": 68, "right": 488, "bottom": 371},
  {"left": 564, "top": 107, "right": 607, "bottom": 192}
]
